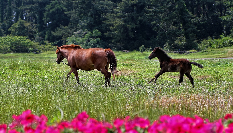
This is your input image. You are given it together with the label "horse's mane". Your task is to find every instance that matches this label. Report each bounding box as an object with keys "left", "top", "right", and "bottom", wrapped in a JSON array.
[
  {"left": 155, "top": 47, "right": 172, "bottom": 61},
  {"left": 105, "top": 48, "right": 117, "bottom": 72},
  {"left": 61, "top": 44, "right": 82, "bottom": 49}
]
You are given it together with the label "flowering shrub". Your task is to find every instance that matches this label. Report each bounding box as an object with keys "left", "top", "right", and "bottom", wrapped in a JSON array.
[{"left": 0, "top": 110, "right": 233, "bottom": 133}]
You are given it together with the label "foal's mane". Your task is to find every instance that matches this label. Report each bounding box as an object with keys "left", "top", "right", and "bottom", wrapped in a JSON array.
[{"left": 155, "top": 47, "right": 172, "bottom": 61}]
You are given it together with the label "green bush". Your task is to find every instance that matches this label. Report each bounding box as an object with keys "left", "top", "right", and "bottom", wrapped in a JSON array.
[
  {"left": 0, "top": 36, "right": 39, "bottom": 53},
  {"left": 67, "top": 29, "right": 102, "bottom": 48},
  {"left": 199, "top": 35, "right": 233, "bottom": 50}
]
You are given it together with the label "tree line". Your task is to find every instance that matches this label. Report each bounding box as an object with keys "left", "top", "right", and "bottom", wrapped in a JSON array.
[{"left": 1, "top": 0, "right": 233, "bottom": 51}]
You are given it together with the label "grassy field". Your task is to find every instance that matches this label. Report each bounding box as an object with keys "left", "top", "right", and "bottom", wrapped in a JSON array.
[{"left": 0, "top": 47, "right": 233, "bottom": 124}]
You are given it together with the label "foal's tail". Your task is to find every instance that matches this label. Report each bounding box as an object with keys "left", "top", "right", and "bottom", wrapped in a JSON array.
[
  {"left": 105, "top": 48, "right": 118, "bottom": 75},
  {"left": 190, "top": 62, "right": 204, "bottom": 68}
]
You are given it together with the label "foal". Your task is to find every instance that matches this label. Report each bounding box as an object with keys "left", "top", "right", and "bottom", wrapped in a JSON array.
[{"left": 148, "top": 47, "right": 203, "bottom": 87}]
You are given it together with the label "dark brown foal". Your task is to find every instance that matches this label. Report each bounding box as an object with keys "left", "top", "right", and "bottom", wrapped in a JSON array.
[{"left": 148, "top": 47, "right": 203, "bottom": 87}]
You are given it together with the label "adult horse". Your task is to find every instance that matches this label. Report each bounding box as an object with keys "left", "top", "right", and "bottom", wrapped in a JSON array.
[
  {"left": 56, "top": 44, "right": 117, "bottom": 86},
  {"left": 148, "top": 47, "right": 203, "bottom": 87}
]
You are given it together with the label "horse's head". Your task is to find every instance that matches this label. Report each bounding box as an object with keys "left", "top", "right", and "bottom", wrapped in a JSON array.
[
  {"left": 148, "top": 47, "right": 159, "bottom": 60},
  {"left": 56, "top": 46, "right": 65, "bottom": 64}
]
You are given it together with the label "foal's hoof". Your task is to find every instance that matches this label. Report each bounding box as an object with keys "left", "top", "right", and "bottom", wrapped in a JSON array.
[{"left": 148, "top": 78, "right": 156, "bottom": 83}]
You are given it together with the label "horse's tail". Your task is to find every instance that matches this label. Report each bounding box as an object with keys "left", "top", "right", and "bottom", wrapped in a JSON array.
[
  {"left": 190, "top": 62, "right": 203, "bottom": 68},
  {"left": 105, "top": 48, "right": 117, "bottom": 74}
]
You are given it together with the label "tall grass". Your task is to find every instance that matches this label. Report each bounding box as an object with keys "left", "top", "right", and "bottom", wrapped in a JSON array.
[{"left": 0, "top": 50, "right": 233, "bottom": 124}]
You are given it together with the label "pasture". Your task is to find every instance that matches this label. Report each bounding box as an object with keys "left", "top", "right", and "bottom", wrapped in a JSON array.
[{"left": 0, "top": 48, "right": 233, "bottom": 124}]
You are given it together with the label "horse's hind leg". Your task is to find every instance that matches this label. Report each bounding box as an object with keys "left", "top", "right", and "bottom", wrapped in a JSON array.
[{"left": 185, "top": 72, "right": 194, "bottom": 87}]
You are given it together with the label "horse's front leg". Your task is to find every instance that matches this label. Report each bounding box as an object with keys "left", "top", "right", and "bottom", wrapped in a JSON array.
[
  {"left": 99, "top": 68, "right": 111, "bottom": 87},
  {"left": 66, "top": 70, "right": 73, "bottom": 81},
  {"left": 69, "top": 67, "right": 79, "bottom": 84},
  {"left": 149, "top": 70, "right": 164, "bottom": 83},
  {"left": 105, "top": 72, "right": 111, "bottom": 87}
]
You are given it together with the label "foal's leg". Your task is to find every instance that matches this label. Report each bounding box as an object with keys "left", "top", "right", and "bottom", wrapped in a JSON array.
[
  {"left": 185, "top": 73, "right": 194, "bottom": 87},
  {"left": 149, "top": 70, "right": 164, "bottom": 83},
  {"left": 179, "top": 71, "right": 185, "bottom": 84}
]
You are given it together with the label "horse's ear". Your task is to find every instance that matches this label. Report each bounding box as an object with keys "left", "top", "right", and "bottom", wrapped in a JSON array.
[{"left": 56, "top": 46, "right": 60, "bottom": 54}]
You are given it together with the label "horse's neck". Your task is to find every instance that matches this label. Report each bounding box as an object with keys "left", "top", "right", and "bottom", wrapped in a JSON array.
[{"left": 61, "top": 49, "right": 71, "bottom": 59}]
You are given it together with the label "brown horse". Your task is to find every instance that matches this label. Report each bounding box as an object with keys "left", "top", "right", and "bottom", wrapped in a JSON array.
[
  {"left": 56, "top": 44, "right": 117, "bottom": 86},
  {"left": 148, "top": 47, "right": 203, "bottom": 87}
]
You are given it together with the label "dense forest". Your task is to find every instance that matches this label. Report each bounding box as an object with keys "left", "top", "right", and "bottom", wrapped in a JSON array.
[{"left": 1, "top": 0, "right": 233, "bottom": 51}]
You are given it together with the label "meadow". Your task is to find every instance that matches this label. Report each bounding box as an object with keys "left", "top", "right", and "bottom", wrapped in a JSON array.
[{"left": 0, "top": 47, "right": 233, "bottom": 125}]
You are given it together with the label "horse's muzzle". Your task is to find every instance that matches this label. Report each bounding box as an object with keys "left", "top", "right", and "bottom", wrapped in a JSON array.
[
  {"left": 56, "top": 60, "right": 62, "bottom": 64},
  {"left": 148, "top": 56, "right": 152, "bottom": 60}
]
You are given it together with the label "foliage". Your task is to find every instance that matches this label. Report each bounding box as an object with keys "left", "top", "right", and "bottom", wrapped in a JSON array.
[
  {"left": 0, "top": 36, "right": 38, "bottom": 53},
  {"left": 67, "top": 29, "right": 102, "bottom": 48},
  {"left": 0, "top": 36, "right": 56, "bottom": 53},
  {"left": 1, "top": 110, "right": 233, "bottom": 133},
  {"left": 8, "top": 19, "right": 36, "bottom": 40},
  {"left": 44, "top": 0, "right": 70, "bottom": 42},
  {"left": 1, "top": 0, "right": 233, "bottom": 50},
  {"left": 199, "top": 35, "right": 233, "bottom": 50}
]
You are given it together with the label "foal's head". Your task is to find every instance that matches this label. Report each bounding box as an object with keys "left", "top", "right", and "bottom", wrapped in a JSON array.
[
  {"left": 56, "top": 47, "right": 65, "bottom": 64},
  {"left": 148, "top": 47, "right": 160, "bottom": 59},
  {"left": 148, "top": 47, "right": 171, "bottom": 61}
]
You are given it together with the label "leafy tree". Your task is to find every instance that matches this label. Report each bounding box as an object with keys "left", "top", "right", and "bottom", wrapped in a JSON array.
[
  {"left": 8, "top": 18, "right": 36, "bottom": 40},
  {"left": 52, "top": 25, "right": 76, "bottom": 45},
  {"left": 44, "top": 0, "right": 70, "bottom": 42},
  {"left": 1, "top": 0, "right": 233, "bottom": 51},
  {"left": 67, "top": 29, "right": 101, "bottom": 48},
  {"left": 105, "top": 0, "right": 155, "bottom": 50}
]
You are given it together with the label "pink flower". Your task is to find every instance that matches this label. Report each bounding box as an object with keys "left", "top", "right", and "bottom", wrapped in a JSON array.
[
  {"left": 35, "top": 120, "right": 47, "bottom": 133},
  {"left": 45, "top": 126, "right": 60, "bottom": 133},
  {"left": 77, "top": 111, "right": 89, "bottom": 122},
  {"left": 224, "top": 114, "right": 233, "bottom": 120},
  {"left": 134, "top": 117, "right": 150, "bottom": 128},
  {"left": 10, "top": 110, "right": 39, "bottom": 128},
  {"left": 214, "top": 119, "right": 224, "bottom": 133},
  {"left": 57, "top": 121, "right": 71, "bottom": 131},
  {"left": 102, "top": 122, "right": 113, "bottom": 129},
  {"left": 113, "top": 118, "right": 124, "bottom": 128},
  {"left": 225, "top": 123, "right": 233, "bottom": 133},
  {"left": 8, "top": 129, "right": 20, "bottom": 133},
  {"left": 0, "top": 124, "right": 7, "bottom": 133},
  {"left": 24, "top": 126, "right": 35, "bottom": 133},
  {"left": 158, "top": 115, "right": 171, "bottom": 123},
  {"left": 71, "top": 118, "right": 87, "bottom": 131},
  {"left": 113, "top": 118, "right": 125, "bottom": 133}
]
